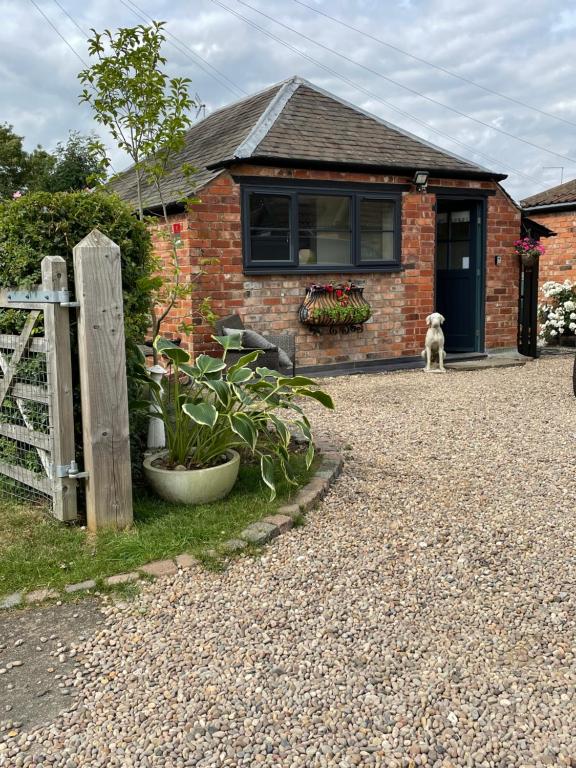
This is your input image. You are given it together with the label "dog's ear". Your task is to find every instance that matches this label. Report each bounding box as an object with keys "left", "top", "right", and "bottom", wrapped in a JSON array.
[
  {"left": 439, "top": 314, "right": 445, "bottom": 324},
  {"left": 425, "top": 314, "right": 432, "bottom": 326}
]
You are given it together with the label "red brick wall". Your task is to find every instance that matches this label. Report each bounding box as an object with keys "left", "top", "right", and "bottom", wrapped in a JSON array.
[
  {"left": 151, "top": 166, "right": 520, "bottom": 366},
  {"left": 485, "top": 188, "right": 522, "bottom": 350},
  {"left": 526, "top": 209, "right": 576, "bottom": 288}
]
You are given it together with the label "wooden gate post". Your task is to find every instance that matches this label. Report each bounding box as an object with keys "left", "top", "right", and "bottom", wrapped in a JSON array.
[
  {"left": 73, "top": 230, "right": 133, "bottom": 530},
  {"left": 42, "top": 256, "right": 77, "bottom": 522}
]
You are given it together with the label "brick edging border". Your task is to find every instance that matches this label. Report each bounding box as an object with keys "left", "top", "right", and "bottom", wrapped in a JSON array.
[{"left": 0, "top": 442, "right": 343, "bottom": 610}]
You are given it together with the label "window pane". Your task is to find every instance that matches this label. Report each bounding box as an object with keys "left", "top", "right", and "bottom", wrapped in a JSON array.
[
  {"left": 436, "top": 211, "right": 449, "bottom": 241},
  {"left": 360, "top": 231, "right": 394, "bottom": 262},
  {"left": 360, "top": 199, "right": 394, "bottom": 231},
  {"left": 299, "top": 231, "right": 351, "bottom": 265},
  {"left": 449, "top": 240, "right": 471, "bottom": 270},
  {"left": 250, "top": 231, "right": 290, "bottom": 262},
  {"left": 249, "top": 194, "right": 290, "bottom": 228},
  {"left": 437, "top": 241, "right": 448, "bottom": 269},
  {"left": 299, "top": 196, "right": 350, "bottom": 229},
  {"left": 451, "top": 209, "right": 470, "bottom": 241}
]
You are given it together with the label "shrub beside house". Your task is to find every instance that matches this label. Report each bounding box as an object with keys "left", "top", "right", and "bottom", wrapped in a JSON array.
[{"left": 112, "top": 76, "right": 522, "bottom": 372}]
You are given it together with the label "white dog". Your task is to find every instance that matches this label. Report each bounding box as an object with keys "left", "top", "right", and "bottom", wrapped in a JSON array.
[{"left": 421, "top": 312, "right": 446, "bottom": 372}]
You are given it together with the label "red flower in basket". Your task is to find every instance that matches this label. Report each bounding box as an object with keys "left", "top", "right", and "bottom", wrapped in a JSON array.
[
  {"left": 336, "top": 289, "right": 343, "bottom": 298},
  {"left": 325, "top": 284, "right": 333, "bottom": 292}
]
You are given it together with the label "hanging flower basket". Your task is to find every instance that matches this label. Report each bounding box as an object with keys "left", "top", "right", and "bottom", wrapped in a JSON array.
[
  {"left": 299, "top": 282, "right": 372, "bottom": 334},
  {"left": 515, "top": 237, "right": 544, "bottom": 268}
]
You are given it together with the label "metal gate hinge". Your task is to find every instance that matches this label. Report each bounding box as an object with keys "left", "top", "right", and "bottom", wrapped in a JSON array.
[
  {"left": 7, "top": 289, "right": 79, "bottom": 307},
  {"left": 53, "top": 461, "right": 89, "bottom": 480}
]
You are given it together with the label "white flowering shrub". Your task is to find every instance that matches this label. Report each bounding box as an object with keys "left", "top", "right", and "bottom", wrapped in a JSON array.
[{"left": 538, "top": 280, "right": 576, "bottom": 343}]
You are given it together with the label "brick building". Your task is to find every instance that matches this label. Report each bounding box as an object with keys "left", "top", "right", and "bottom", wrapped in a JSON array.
[
  {"left": 521, "top": 178, "right": 576, "bottom": 288},
  {"left": 112, "top": 76, "right": 522, "bottom": 372}
]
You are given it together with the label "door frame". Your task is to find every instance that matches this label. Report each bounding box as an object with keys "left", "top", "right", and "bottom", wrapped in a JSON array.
[{"left": 434, "top": 193, "right": 487, "bottom": 354}]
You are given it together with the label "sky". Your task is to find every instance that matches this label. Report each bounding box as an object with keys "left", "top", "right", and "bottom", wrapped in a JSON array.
[{"left": 1, "top": 0, "right": 575, "bottom": 202}]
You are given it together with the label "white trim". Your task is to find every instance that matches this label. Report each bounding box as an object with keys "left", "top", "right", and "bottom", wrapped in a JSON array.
[{"left": 234, "top": 77, "right": 301, "bottom": 159}]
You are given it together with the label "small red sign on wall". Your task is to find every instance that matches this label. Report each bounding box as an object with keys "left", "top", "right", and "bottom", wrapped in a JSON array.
[{"left": 172, "top": 222, "right": 182, "bottom": 234}]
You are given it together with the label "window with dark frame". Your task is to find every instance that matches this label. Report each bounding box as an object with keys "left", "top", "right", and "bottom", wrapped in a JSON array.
[{"left": 243, "top": 185, "right": 401, "bottom": 272}]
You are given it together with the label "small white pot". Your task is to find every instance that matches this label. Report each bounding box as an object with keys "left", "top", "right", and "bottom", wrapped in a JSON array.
[{"left": 143, "top": 450, "right": 240, "bottom": 505}]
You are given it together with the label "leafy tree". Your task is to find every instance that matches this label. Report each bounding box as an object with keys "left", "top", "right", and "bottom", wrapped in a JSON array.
[
  {"left": 42, "top": 131, "right": 103, "bottom": 192},
  {"left": 78, "top": 21, "right": 214, "bottom": 361},
  {"left": 0, "top": 123, "right": 54, "bottom": 200}
]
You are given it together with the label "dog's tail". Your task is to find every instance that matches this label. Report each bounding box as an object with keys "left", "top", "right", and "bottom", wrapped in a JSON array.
[{"left": 420, "top": 350, "right": 426, "bottom": 359}]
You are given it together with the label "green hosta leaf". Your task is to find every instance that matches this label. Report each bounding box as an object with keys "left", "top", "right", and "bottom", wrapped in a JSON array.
[
  {"left": 227, "top": 349, "right": 261, "bottom": 374},
  {"left": 211, "top": 333, "right": 243, "bottom": 351},
  {"left": 232, "top": 384, "right": 253, "bottom": 406},
  {"left": 182, "top": 402, "right": 218, "bottom": 428},
  {"left": 194, "top": 354, "right": 227, "bottom": 375},
  {"left": 203, "top": 379, "right": 231, "bottom": 407},
  {"left": 154, "top": 337, "right": 190, "bottom": 364},
  {"left": 255, "top": 367, "right": 282, "bottom": 379},
  {"left": 297, "top": 389, "right": 335, "bottom": 410},
  {"left": 278, "top": 376, "right": 317, "bottom": 387},
  {"left": 229, "top": 413, "right": 257, "bottom": 450},
  {"left": 268, "top": 413, "right": 291, "bottom": 447},
  {"left": 179, "top": 362, "right": 201, "bottom": 380},
  {"left": 260, "top": 454, "right": 276, "bottom": 501},
  {"left": 227, "top": 366, "right": 254, "bottom": 384},
  {"left": 305, "top": 441, "right": 315, "bottom": 469}
]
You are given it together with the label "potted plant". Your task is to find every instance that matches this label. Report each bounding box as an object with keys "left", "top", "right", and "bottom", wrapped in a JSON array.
[
  {"left": 137, "top": 336, "right": 334, "bottom": 504},
  {"left": 514, "top": 236, "right": 544, "bottom": 267}
]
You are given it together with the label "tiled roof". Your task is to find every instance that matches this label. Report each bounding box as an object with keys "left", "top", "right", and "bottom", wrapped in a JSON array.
[
  {"left": 521, "top": 177, "right": 576, "bottom": 208},
  {"left": 109, "top": 82, "right": 283, "bottom": 210},
  {"left": 111, "top": 76, "right": 503, "bottom": 210}
]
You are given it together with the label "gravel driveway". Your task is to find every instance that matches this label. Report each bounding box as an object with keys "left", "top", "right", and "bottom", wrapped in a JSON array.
[{"left": 1, "top": 356, "right": 575, "bottom": 768}]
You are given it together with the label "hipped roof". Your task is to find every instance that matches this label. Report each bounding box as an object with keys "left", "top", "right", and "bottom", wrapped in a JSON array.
[{"left": 110, "top": 76, "right": 505, "bottom": 211}]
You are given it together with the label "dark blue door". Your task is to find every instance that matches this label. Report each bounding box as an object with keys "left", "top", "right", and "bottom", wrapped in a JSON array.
[{"left": 435, "top": 201, "right": 480, "bottom": 353}]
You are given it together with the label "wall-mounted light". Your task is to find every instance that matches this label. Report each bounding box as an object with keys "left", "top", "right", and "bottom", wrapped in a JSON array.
[{"left": 412, "top": 170, "right": 429, "bottom": 191}]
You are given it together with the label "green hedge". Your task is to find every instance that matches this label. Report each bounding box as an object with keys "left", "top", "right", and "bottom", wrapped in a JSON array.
[
  {"left": 0, "top": 190, "right": 152, "bottom": 344},
  {"left": 0, "top": 191, "right": 153, "bottom": 492}
]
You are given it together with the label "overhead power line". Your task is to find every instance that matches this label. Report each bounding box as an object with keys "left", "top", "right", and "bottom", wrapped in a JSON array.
[
  {"left": 291, "top": 0, "right": 576, "bottom": 131},
  {"left": 119, "top": 0, "right": 247, "bottom": 98},
  {"left": 230, "top": 0, "right": 576, "bottom": 165},
  {"left": 206, "top": 0, "right": 543, "bottom": 184},
  {"left": 28, "top": 0, "right": 88, "bottom": 66}
]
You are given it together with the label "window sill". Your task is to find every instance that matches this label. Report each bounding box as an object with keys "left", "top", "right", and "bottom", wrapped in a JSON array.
[{"left": 243, "top": 265, "right": 404, "bottom": 275}]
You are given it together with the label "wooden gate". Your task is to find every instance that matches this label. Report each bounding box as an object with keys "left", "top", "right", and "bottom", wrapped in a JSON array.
[
  {"left": 517, "top": 260, "right": 539, "bottom": 358},
  {"left": 0, "top": 256, "right": 76, "bottom": 520},
  {"left": 0, "top": 230, "right": 134, "bottom": 529}
]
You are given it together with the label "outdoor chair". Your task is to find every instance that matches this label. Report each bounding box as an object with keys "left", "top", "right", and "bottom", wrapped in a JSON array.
[{"left": 214, "top": 314, "right": 296, "bottom": 376}]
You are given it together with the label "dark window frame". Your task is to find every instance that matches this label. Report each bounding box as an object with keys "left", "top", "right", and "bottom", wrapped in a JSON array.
[{"left": 241, "top": 182, "right": 403, "bottom": 274}]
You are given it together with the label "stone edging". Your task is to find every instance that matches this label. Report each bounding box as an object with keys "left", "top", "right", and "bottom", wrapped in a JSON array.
[{"left": 0, "top": 443, "right": 343, "bottom": 610}]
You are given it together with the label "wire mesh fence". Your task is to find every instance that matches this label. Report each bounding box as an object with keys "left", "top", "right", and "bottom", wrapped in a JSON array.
[{"left": 0, "top": 307, "right": 52, "bottom": 508}]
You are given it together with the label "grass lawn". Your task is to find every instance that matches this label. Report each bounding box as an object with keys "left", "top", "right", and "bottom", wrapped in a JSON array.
[{"left": 0, "top": 454, "right": 314, "bottom": 596}]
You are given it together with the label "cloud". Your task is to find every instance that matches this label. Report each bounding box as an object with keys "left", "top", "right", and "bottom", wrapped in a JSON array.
[{"left": 1, "top": 0, "right": 575, "bottom": 199}]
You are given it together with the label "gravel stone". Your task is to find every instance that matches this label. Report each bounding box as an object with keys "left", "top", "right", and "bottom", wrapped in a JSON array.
[{"left": 1, "top": 358, "right": 574, "bottom": 767}]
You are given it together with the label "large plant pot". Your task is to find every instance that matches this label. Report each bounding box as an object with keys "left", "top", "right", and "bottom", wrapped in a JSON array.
[{"left": 143, "top": 450, "right": 240, "bottom": 505}]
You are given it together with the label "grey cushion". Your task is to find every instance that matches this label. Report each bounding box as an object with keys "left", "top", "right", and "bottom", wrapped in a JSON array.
[
  {"left": 223, "top": 327, "right": 247, "bottom": 344},
  {"left": 244, "top": 328, "right": 292, "bottom": 368},
  {"left": 224, "top": 326, "right": 292, "bottom": 370},
  {"left": 276, "top": 347, "right": 293, "bottom": 369}
]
